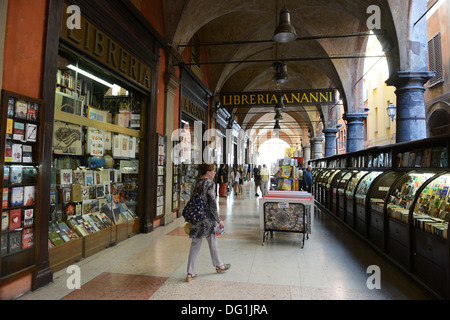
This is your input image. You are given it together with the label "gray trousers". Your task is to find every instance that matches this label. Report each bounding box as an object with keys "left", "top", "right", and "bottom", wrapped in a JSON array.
[{"left": 187, "top": 234, "right": 222, "bottom": 274}]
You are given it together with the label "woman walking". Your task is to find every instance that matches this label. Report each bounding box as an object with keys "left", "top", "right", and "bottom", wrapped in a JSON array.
[
  {"left": 186, "top": 162, "right": 231, "bottom": 281},
  {"left": 218, "top": 164, "right": 227, "bottom": 197}
]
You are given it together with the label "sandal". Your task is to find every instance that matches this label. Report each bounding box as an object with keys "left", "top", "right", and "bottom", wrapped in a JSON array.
[
  {"left": 186, "top": 273, "right": 197, "bottom": 282},
  {"left": 216, "top": 263, "right": 231, "bottom": 273}
]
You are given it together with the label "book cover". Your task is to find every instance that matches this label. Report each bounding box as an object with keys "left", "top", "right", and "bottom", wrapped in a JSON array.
[
  {"left": 14, "top": 99, "right": 28, "bottom": 119},
  {"left": 25, "top": 123, "right": 37, "bottom": 142},
  {"left": 22, "top": 166, "right": 37, "bottom": 184},
  {"left": 9, "top": 166, "right": 23, "bottom": 185},
  {"left": 71, "top": 184, "right": 82, "bottom": 202},
  {"left": 9, "top": 208, "right": 21, "bottom": 230},
  {"left": 81, "top": 185, "right": 89, "bottom": 201},
  {"left": 48, "top": 231, "right": 64, "bottom": 246},
  {"left": 8, "top": 231, "right": 22, "bottom": 253},
  {"left": 59, "top": 169, "right": 73, "bottom": 185},
  {"left": 85, "top": 170, "right": 94, "bottom": 185},
  {"left": 10, "top": 187, "right": 24, "bottom": 207},
  {"left": 50, "top": 189, "right": 58, "bottom": 204},
  {"left": 23, "top": 209, "right": 33, "bottom": 227},
  {"left": 73, "top": 170, "right": 85, "bottom": 184},
  {"left": 4, "top": 165, "right": 9, "bottom": 187},
  {"left": 13, "top": 121, "right": 25, "bottom": 141},
  {"left": 22, "top": 145, "right": 33, "bottom": 163},
  {"left": 2, "top": 188, "right": 8, "bottom": 209},
  {"left": 4, "top": 140, "right": 12, "bottom": 162},
  {"left": 26, "top": 102, "right": 38, "bottom": 120},
  {"left": 22, "top": 228, "right": 34, "bottom": 249},
  {"left": 11, "top": 143, "right": 22, "bottom": 162},
  {"left": 24, "top": 186, "right": 35, "bottom": 206},
  {"left": 7, "top": 97, "right": 15, "bottom": 117},
  {"left": 2, "top": 211, "right": 9, "bottom": 231},
  {"left": 64, "top": 203, "right": 75, "bottom": 220},
  {"left": 6, "top": 118, "right": 13, "bottom": 139}
]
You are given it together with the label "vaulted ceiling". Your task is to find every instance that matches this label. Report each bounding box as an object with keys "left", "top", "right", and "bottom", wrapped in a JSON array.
[{"left": 159, "top": 0, "right": 401, "bottom": 146}]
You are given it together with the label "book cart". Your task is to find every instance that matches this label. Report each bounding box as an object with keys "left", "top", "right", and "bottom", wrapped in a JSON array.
[
  {"left": 309, "top": 135, "right": 450, "bottom": 299},
  {"left": 259, "top": 191, "right": 313, "bottom": 248},
  {"left": 0, "top": 90, "right": 43, "bottom": 282}
]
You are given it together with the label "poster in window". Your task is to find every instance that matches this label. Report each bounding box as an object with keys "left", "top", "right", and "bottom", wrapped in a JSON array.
[{"left": 53, "top": 121, "right": 83, "bottom": 155}]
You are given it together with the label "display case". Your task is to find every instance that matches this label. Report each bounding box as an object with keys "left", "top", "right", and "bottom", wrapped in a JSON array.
[
  {"left": 337, "top": 171, "right": 355, "bottom": 221},
  {"left": 330, "top": 170, "right": 349, "bottom": 216},
  {"left": 367, "top": 170, "right": 405, "bottom": 250},
  {"left": 344, "top": 171, "right": 369, "bottom": 228},
  {"left": 354, "top": 171, "right": 384, "bottom": 236},
  {"left": 1, "top": 90, "right": 43, "bottom": 280},
  {"left": 324, "top": 169, "right": 341, "bottom": 209},
  {"left": 411, "top": 173, "right": 450, "bottom": 297},
  {"left": 317, "top": 170, "right": 333, "bottom": 205},
  {"left": 385, "top": 171, "right": 438, "bottom": 268}
]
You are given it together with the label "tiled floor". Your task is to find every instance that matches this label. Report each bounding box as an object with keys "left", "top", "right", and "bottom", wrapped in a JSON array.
[{"left": 19, "top": 182, "right": 436, "bottom": 300}]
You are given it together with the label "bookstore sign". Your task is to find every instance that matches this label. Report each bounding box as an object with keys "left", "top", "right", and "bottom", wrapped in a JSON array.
[
  {"left": 60, "top": 4, "right": 152, "bottom": 91},
  {"left": 220, "top": 89, "right": 336, "bottom": 107}
]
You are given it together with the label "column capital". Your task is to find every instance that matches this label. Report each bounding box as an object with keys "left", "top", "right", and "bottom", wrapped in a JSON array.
[
  {"left": 386, "top": 70, "right": 435, "bottom": 88},
  {"left": 343, "top": 112, "right": 368, "bottom": 122},
  {"left": 322, "top": 128, "right": 339, "bottom": 134}
]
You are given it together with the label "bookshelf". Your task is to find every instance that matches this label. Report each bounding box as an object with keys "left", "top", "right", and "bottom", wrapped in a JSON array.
[{"left": 0, "top": 90, "right": 43, "bottom": 280}]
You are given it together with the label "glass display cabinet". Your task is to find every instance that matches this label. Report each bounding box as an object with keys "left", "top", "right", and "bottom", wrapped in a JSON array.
[
  {"left": 366, "top": 170, "right": 405, "bottom": 250},
  {"left": 344, "top": 171, "right": 369, "bottom": 228},
  {"left": 337, "top": 171, "right": 355, "bottom": 221},
  {"left": 411, "top": 173, "right": 450, "bottom": 297},
  {"left": 354, "top": 171, "right": 384, "bottom": 236},
  {"left": 324, "top": 170, "right": 341, "bottom": 210},
  {"left": 385, "top": 171, "right": 437, "bottom": 268}
]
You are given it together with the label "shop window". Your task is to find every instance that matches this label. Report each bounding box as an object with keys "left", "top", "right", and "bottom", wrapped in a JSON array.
[{"left": 49, "top": 46, "right": 145, "bottom": 246}]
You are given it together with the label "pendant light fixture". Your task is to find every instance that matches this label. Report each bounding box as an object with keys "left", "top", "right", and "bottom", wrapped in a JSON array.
[
  {"left": 273, "top": 62, "right": 290, "bottom": 84},
  {"left": 273, "top": 6, "right": 297, "bottom": 43}
]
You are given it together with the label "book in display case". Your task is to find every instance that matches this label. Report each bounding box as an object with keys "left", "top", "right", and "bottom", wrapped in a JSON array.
[{"left": 0, "top": 90, "right": 42, "bottom": 279}]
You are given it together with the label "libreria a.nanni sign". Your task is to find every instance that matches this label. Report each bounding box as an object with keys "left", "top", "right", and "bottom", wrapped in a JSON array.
[{"left": 220, "top": 89, "right": 336, "bottom": 107}]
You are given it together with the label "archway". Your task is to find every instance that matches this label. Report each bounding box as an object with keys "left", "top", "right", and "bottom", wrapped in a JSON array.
[{"left": 257, "top": 138, "right": 290, "bottom": 174}]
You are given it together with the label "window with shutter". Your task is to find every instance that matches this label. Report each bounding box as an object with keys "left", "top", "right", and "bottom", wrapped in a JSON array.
[{"left": 428, "top": 33, "right": 443, "bottom": 85}]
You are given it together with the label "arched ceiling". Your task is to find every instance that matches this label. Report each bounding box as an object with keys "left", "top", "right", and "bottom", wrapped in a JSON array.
[{"left": 161, "top": 0, "right": 399, "bottom": 145}]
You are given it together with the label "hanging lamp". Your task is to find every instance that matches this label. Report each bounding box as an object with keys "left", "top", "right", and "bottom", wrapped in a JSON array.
[{"left": 273, "top": 6, "right": 297, "bottom": 43}]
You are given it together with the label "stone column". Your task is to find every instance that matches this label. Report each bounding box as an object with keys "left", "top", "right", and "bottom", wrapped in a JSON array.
[
  {"left": 311, "top": 137, "right": 324, "bottom": 159},
  {"left": 343, "top": 112, "right": 367, "bottom": 153},
  {"left": 322, "top": 128, "right": 339, "bottom": 157},
  {"left": 386, "top": 71, "right": 434, "bottom": 143},
  {"left": 302, "top": 144, "right": 311, "bottom": 167}
]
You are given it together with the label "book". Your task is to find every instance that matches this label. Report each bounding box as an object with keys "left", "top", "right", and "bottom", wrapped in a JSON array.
[
  {"left": 2, "top": 188, "right": 8, "bottom": 209},
  {"left": 9, "top": 166, "right": 23, "bottom": 185},
  {"left": 9, "top": 231, "right": 22, "bottom": 253},
  {"left": 59, "top": 169, "right": 72, "bottom": 185},
  {"left": 81, "top": 185, "right": 89, "bottom": 200},
  {"left": 64, "top": 203, "right": 75, "bottom": 220},
  {"left": 23, "top": 209, "right": 33, "bottom": 227},
  {"left": 11, "top": 143, "right": 22, "bottom": 162},
  {"left": 9, "top": 208, "right": 21, "bottom": 230},
  {"left": 26, "top": 102, "right": 38, "bottom": 120},
  {"left": 24, "top": 186, "right": 35, "bottom": 206},
  {"left": 22, "top": 145, "right": 33, "bottom": 163},
  {"left": 73, "top": 170, "right": 85, "bottom": 184},
  {"left": 2, "top": 211, "right": 9, "bottom": 231},
  {"left": 48, "top": 231, "right": 64, "bottom": 246},
  {"left": 14, "top": 99, "right": 28, "bottom": 119},
  {"left": 13, "top": 121, "right": 25, "bottom": 141},
  {"left": 10, "top": 187, "right": 24, "bottom": 207},
  {"left": 7, "top": 97, "right": 15, "bottom": 118},
  {"left": 85, "top": 170, "right": 94, "bottom": 185},
  {"left": 6, "top": 118, "right": 13, "bottom": 139},
  {"left": 71, "top": 184, "right": 82, "bottom": 202},
  {"left": 22, "top": 166, "right": 37, "bottom": 184},
  {"left": 50, "top": 189, "right": 58, "bottom": 204},
  {"left": 4, "top": 140, "right": 12, "bottom": 162},
  {"left": 22, "top": 228, "right": 34, "bottom": 249},
  {"left": 25, "top": 123, "right": 37, "bottom": 142}
]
